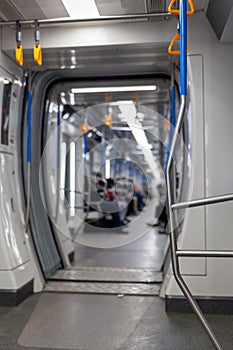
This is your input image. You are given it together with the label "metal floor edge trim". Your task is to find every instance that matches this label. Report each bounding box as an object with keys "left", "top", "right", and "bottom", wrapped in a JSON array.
[
  {"left": 49, "top": 267, "right": 163, "bottom": 283},
  {"left": 44, "top": 281, "right": 160, "bottom": 296}
]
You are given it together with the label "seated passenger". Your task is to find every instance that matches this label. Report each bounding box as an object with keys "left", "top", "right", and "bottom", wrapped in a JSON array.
[
  {"left": 106, "top": 178, "right": 127, "bottom": 227},
  {"left": 105, "top": 178, "right": 117, "bottom": 201},
  {"left": 96, "top": 178, "right": 127, "bottom": 229},
  {"left": 126, "top": 181, "right": 145, "bottom": 215},
  {"left": 133, "top": 184, "right": 145, "bottom": 211}
]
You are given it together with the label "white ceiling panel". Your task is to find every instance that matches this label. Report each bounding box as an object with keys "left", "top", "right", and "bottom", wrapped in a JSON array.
[
  {"left": 5, "top": 0, "right": 68, "bottom": 20},
  {"left": 36, "top": 0, "right": 69, "bottom": 18},
  {"left": 95, "top": 0, "right": 146, "bottom": 16}
]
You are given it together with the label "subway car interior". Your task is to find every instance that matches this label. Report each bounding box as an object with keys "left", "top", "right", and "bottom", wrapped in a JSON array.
[{"left": 0, "top": 1, "right": 233, "bottom": 349}]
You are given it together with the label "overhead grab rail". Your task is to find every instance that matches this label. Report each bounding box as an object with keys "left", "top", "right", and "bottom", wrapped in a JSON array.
[
  {"left": 0, "top": 13, "right": 172, "bottom": 28},
  {"left": 167, "top": 1, "right": 224, "bottom": 349}
]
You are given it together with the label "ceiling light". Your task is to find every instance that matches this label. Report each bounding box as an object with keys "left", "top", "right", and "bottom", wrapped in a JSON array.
[
  {"left": 109, "top": 100, "right": 134, "bottom": 106},
  {"left": 69, "top": 93, "right": 75, "bottom": 105},
  {"left": 118, "top": 104, "right": 161, "bottom": 181},
  {"left": 61, "top": 0, "right": 100, "bottom": 19},
  {"left": 63, "top": 113, "right": 70, "bottom": 120},
  {"left": 71, "top": 86, "right": 157, "bottom": 93}
]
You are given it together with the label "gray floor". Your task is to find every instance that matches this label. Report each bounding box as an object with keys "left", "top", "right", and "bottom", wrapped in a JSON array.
[
  {"left": 0, "top": 293, "right": 232, "bottom": 350},
  {"left": 72, "top": 226, "right": 168, "bottom": 271},
  {"left": 72, "top": 200, "right": 161, "bottom": 249},
  {"left": 1, "top": 206, "right": 232, "bottom": 350}
]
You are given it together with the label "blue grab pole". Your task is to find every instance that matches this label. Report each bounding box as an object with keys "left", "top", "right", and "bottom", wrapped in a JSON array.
[
  {"left": 124, "top": 161, "right": 128, "bottom": 176},
  {"left": 118, "top": 158, "right": 122, "bottom": 174},
  {"left": 101, "top": 141, "right": 105, "bottom": 167},
  {"left": 57, "top": 107, "right": 61, "bottom": 168},
  {"left": 170, "top": 86, "right": 176, "bottom": 127},
  {"left": 111, "top": 149, "right": 115, "bottom": 175},
  {"left": 27, "top": 91, "right": 32, "bottom": 163},
  {"left": 164, "top": 84, "right": 176, "bottom": 170},
  {"left": 180, "top": 0, "right": 187, "bottom": 96},
  {"left": 84, "top": 133, "right": 88, "bottom": 156}
]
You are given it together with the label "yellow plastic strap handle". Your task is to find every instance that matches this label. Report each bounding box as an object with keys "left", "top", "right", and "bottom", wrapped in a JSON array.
[
  {"left": 168, "top": 33, "right": 190, "bottom": 55},
  {"left": 15, "top": 45, "right": 23, "bottom": 66},
  {"left": 104, "top": 114, "right": 113, "bottom": 127},
  {"left": 168, "top": 0, "right": 195, "bottom": 16},
  {"left": 34, "top": 44, "right": 42, "bottom": 65}
]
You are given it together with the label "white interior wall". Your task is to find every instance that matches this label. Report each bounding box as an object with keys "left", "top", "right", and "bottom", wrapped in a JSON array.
[{"left": 0, "top": 31, "right": 44, "bottom": 292}]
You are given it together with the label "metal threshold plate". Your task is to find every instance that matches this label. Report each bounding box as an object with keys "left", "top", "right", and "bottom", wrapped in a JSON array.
[
  {"left": 49, "top": 267, "right": 163, "bottom": 283},
  {"left": 44, "top": 281, "right": 160, "bottom": 296}
]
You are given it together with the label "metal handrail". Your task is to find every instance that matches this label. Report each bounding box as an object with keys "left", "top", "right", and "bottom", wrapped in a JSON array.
[
  {"left": 176, "top": 250, "right": 233, "bottom": 258},
  {"left": 60, "top": 188, "right": 82, "bottom": 194},
  {"left": 166, "top": 1, "right": 223, "bottom": 349},
  {"left": 172, "top": 193, "right": 233, "bottom": 210},
  {"left": 167, "top": 101, "right": 224, "bottom": 349},
  {"left": 0, "top": 12, "right": 172, "bottom": 28}
]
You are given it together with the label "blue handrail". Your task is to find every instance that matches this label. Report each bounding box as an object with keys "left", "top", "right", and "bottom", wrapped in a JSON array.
[
  {"left": 57, "top": 107, "right": 61, "bottom": 168},
  {"left": 111, "top": 149, "right": 115, "bottom": 175},
  {"left": 164, "top": 85, "right": 176, "bottom": 170},
  {"left": 101, "top": 140, "right": 105, "bottom": 167},
  {"left": 118, "top": 158, "right": 122, "bottom": 174},
  {"left": 27, "top": 91, "right": 32, "bottom": 163},
  {"left": 170, "top": 85, "right": 176, "bottom": 127},
  {"left": 84, "top": 133, "right": 88, "bottom": 156},
  {"left": 180, "top": 0, "right": 187, "bottom": 96}
]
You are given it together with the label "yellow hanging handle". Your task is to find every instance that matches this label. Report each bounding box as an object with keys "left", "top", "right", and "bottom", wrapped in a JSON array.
[
  {"left": 79, "top": 122, "right": 90, "bottom": 134},
  {"left": 34, "top": 44, "right": 42, "bottom": 66},
  {"left": 15, "top": 45, "right": 23, "bottom": 66},
  {"left": 168, "top": 0, "right": 195, "bottom": 16},
  {"left": 104, "top": 114, "right": 113, "bottom": 127},
  {"left": 168, "top": 33, "right": 190, "bottom": 55}
]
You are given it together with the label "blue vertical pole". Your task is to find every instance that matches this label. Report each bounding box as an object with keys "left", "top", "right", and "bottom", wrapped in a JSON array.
[
  {"left": 118, "top": 158, "right": 122, "bottom": 175},
  {"left": 170, "top": 86, "right": 176, "bottom": 127},
  {"left": 27, "top": 91, "right": 32, "bottom": 163},
  {"left": 101, "top": 140, "right": 105, "bottom": 167},
  {"left": 124, "top": 161, "right": 128, "bottom": 177},
  {"left": 55, "top": 102, "right": 61, "bottom": 219},
  {"left": 128, "top": 162, "right": 132, "bottom": 177},
  {"left": 111, "top": 149, "right": 115, "bottom": 177},
  {"left": 180, "top": 0, "right": 187, "bottom": 96},
  {"left": 25, "top": 88, "right": 32, "bottom": 232},
  {"left": 57, "top": 105, "right": 61, "bottom": 169},
  {"left": 83, "top": 133, "right": 88, "bottom": 157},
  {"left": 164, "top": 83, "right": 176, "bottom": 170}
]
